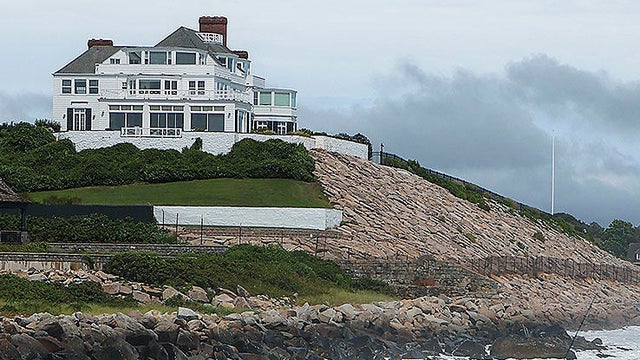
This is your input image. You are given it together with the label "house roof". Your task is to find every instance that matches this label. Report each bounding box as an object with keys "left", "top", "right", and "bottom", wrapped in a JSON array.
[
  {"left": 55, "top": 46, "right": 123, "bottom": 74},
  {"left": 155, "top": 26, "right": 233, "bottom": 60},
  {"left": 0, "top": 178, "right": 27, "bottom": 204}
]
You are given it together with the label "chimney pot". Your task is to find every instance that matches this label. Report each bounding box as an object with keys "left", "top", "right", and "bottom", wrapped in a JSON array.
[
  {"left": 88, "top": 39, "right": 113, "bottom": 49},
  {"left": 199, "top": 16, "right": 228, "bottom": 46}
]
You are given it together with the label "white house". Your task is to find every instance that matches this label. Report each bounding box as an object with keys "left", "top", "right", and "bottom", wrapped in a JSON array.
[{"left": 53, "top": 16, "right": 297, "bottom": 136}]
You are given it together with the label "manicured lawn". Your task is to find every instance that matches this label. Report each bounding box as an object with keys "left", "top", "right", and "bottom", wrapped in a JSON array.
[{"left": 27, "top": 178, "right": 332, "bottom": 208}]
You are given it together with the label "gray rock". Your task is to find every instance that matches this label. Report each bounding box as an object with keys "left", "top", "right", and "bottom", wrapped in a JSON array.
[
  {"left": 132, "top": 290, "right": 151, "bottom": 303},
  {"left": 236, "top": 285, "right": 251, "bottom": 298},
  {"left": 102, "top": 282, "right": 121, "bottom": 295},
  {"left": 214, "top": 294, "right": 235, "bottom": 303},
  {"left": 10, "top": 333, "right": 50, "bottom": 359},
  {"left": 176, "top": 328, "right": 199, "bottom": 352},
  {"left": 154, "top": 320, "right": 179, "bottom": 343},
  {"left": 162, "top": 286, "right": 183, "bottom": 301},
  {"left": 336, "top": 304, "right": 357, "bottom": 320},
  {"left": 177, "top": 307, "right": 199, "bottom": 321}
]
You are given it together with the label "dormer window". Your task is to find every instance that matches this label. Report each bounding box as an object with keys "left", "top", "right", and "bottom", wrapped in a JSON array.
[
  {"left": 176, "top": 52, "right": 196, "bottom": 65},
  {"left": 110, "top": 58, "right": 120, "bottom": 64},
  {"left": 129, "top": 52, "right": 141, "bottom": 64}
]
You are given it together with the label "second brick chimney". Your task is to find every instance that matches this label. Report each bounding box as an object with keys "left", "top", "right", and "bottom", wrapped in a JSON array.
[
  {"left": 87, "top": 39, "right": 113, "bottom": 49},
  {"left": 199, "top": 16, "right": 228, "bottom": 47}
]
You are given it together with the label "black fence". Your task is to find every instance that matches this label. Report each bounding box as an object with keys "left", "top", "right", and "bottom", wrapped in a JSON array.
[
  {"left": 0, "top": 204, "right": 155, "bottom": 223},
  {"left": 465, "top": 256, "right": 640, "bottom": 284}
]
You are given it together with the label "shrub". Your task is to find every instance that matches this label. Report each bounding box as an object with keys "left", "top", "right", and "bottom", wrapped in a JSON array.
[
  {"left": 0, "top": 123, "right": 317, "bottom": 192},
  {"left": 105, "top": 245, "right": 392, "bottom": 298},
  {"left": 533, "top": 231, "right": 545, "bottom": 241}
]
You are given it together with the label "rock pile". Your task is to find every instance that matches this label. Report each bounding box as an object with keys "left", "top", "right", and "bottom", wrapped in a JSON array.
[
  {"left": 0, "top": 294, "right": 607, "bottom": 359},
  {"left": 2, "top": 268, "right": 292, "bottom": 311}
]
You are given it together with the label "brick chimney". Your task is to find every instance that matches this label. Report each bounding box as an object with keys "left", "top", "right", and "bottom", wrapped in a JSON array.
[
  {"left": 232, "top": 50, "right": 249, "bottom": 59},
  {"left": 199, "top": 16, "right": 228, "bottom": 46},
  {"left": 87, "top": 39, "right": 113, "bottom": 49}
]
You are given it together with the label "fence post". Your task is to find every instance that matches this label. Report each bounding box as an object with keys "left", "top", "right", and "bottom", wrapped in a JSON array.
[{"left": 200, "top": 215, "right": 204, "bottom": 245}]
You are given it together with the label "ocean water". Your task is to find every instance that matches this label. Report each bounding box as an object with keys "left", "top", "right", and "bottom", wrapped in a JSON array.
[{"left": 423, "top": 326, "right": 640, "bottom": 359}]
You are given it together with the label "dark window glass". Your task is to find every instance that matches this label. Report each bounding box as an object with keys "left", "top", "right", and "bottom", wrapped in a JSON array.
[
  {"left": 129, "top": 52, "right": 141, "bottom": 64},
  {"left": 176, "top": 52, "right": 197, "bottom": 64},
  {"left": 127, "top": 113, "right": 142, "bottom": 127},
  {"left": 75, "top": 79, "right": 86, "bottom": 94},
  {"left": 149, "top": 51, "right": 167, "bottom": 64},
  {"left": 89, "top": 80, "right": 99, "bottom": 94},
  {"left": 139, "top": 80, "right": 161, "bottom": 89},
  {"left": 207, "top": 114, "right": 224, "bottom": 132},
  {"left": 189, "top": 81, "right": 196, "bottom": 91},
  {"left": 191, "top": 114, "right": 207, "bottom": 130},
  {"left": 197, "top": 81, "right": 205, "bottom": 90},
  {"left": 109, "top": 113, "right": 125, "bottom": 129}
]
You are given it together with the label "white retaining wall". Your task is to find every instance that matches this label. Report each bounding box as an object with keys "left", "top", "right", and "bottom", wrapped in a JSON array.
[
  {"left": 56, "top": 132, "right": 368, "bottom": 159},
  {"left": 154, "top": 206, "right": 343, "bottom": 230}
]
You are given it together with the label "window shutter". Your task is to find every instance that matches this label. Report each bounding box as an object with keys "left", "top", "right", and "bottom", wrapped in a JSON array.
[
  {"left": 66, "top": 108, "right": 73, "bottom": 131},
  {"left": 85, "top": 109, "right": 92, "bottom": 130}
]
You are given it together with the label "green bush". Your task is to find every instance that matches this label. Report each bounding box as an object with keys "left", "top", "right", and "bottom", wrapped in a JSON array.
[
  {"left": 105, "top": 245, "right": 393, "bottom": 298},
  {"left": 0, "top": 213, "right": 173, "bottom": 244},
  {"left": 0, "top": 123, "right": 316, "bottom": 192}
]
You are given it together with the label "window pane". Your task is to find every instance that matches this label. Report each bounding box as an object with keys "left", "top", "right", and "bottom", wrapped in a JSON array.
[
  {"left": 109, "top": 113, "right": 125, "bottom": 129},
  {"left": 213, "top": 106, "right": 224, "bottom": 111},
  {"left": 259, "top": 92, "right": 271, "bottom": 105},
  {"left": 149, "top": 51, "right": 167, "bottom": 64},
  {"left": 89, "top": 80, "right": 98, "bottom": 86},
  {"left": 203, "top": 106, "right": 213, "bottom": 111},
  {"left": 121, "top": 105, "right": 132, "bottom": 111},
  {"left": 75, "top": 79, "right": 86, "bottom": 94},
  {"left": 176, "top": 52, "right": 196, "bottom": 65},
  {"left": 149, "top": 105, "right": 161, "bottom": 111},
  {"left": 127, "top": 113, "right": 143, "bottom": 127},
  {"left": 197, "top": 81, "right": 205, "bottom": 90},
  {"left": 291, "top": 93, "right": 297, "bottom": 108},
  {"left": 109, "top": 105, "right": 119, "bottom": 110},
  {"left": 189, "top": 81, "right": 196, "bottom": 90},
  {"left": 207, "top": 114, "right": 224, "bottom": 132},
  {"left": 167, "top": 113, "right": 176, "bottom": 128},
  {"left": 129, "top": 52, "right": 141, "bottom": 64},
  {"left": 253, "top": 92, "right": 258, "bottom": 105},
  {"left": 274, "top": 93, "right": 290, "bottom": 106},
  {"left": 139, "top": 80, "right": 161, "bottom": 89},
  {"left": 62, "top": 80, "right": 72, "bottom": 86},
  {"left": 176, "top": 113, "right": 184, "bottom": 129},
  {"left": 132, "top": 105, "right": 143, "bottom": 111},
  {"left": 191, "top": 106, "right": 202, "bottom": 112},
  {"left": 191, "top": 114, "right": 206, "bottom": 130},
  {"left": 162, "top": 106, "right": 172, "bottom": 111}
]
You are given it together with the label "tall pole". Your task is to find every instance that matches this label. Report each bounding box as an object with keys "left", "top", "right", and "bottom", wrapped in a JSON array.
[{"left": 551, "top": 134, "right": 555, "bottom": 215}]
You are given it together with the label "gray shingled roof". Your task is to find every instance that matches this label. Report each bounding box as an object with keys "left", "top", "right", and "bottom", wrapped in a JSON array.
[
  {"left": 55, "top": 46, "right": 122, "bottom": 74},
  {"left": 0, "top": 178, "right": 27, "bottom": 204},
  {"left": 155, "top": 26, "right": 233, "bottom": 59}
]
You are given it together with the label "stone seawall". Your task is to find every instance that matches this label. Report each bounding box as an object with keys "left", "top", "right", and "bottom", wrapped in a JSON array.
[
  {"left": 48, "top": 243, "right": 227, "bottom": 255},
  {"left": 335, "top": 256, "right": 499, "bottom": 298}
]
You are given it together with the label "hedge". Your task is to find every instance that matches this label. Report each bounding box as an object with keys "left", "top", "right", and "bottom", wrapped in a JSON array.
[{"left": 0, "top": 122, "right": 316, "bottom": 192}]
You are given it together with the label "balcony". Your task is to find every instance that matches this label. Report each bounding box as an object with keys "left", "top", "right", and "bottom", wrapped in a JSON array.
[
  {"left": 121, "top": 127, "right": 182, "bottom": 138},
  {"left": 101, "top": 89, "right": 251, "bottom": 103}
]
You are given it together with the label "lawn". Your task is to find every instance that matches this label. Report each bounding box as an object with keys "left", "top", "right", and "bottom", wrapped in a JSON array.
[{"left": 27, "top": 178, "right": 332, "bottom": 208}]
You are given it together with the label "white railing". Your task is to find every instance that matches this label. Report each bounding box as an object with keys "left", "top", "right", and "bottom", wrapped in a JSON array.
[
  {"left": 120, "top": 127, "right": 182, "bottom": 138},
  {"left": 101, "top": 89, "right": 251, "bottom": 103},
  {"left": 197, "top": 32, "right": 224, "bottom": 44}
]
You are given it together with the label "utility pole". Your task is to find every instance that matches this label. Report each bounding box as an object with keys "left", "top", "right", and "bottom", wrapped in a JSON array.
[{"left": 551, "top": 134, "right": 555, "bottom": 215}]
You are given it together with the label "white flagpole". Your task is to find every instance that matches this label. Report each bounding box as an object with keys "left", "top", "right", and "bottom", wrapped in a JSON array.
[{"left": 551, "top": 134, "right": 555, "bottom": 215}]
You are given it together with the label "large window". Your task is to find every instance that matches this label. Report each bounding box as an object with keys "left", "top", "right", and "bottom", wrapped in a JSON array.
[
  {"left": 62, "top": 80, "right": 71, "bottom": 94},
  {"left": 108, "top": 105, "right": 143, "bottom": 129},
  {"left": 191, "top": 113, "right": 224, "bottom": 132},
  {"left": 189, "top": 81, "right": 205, "bottom": 95},
  {"left": 129, "top": 52, "right": 141, "bottom": 64},
  {"left": 176, "top": 52, "right": 196, "bottom": 64},
  {"left": 149, "top": 51, "right": 167, "bottom": 65},
  {"left": 74, "top": 79, "right": 86, "bottom": 94},
  {"left": 151, "top": 113, "right": 184, "bottom": 129},
  {"left": 139, "top": 80, "right": 161, "bottom": 94},
  {"left": 274, "top": 92, "right": 290, "bottom": 107},
  {"left": 259, "top": 92, "right": 271, "bottom": 105}
]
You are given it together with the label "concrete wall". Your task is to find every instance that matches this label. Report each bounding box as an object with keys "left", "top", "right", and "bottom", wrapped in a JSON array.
[
  {"left": 56, "top": 132, "right": 368, "bottom": 159},
  {"left": 154, "top": 206, "right": 342, "bottom": 230}
]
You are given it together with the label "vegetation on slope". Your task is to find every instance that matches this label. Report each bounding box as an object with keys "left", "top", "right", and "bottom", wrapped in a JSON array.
[
  {"left": 27, "top": 178, "right": 331, "bottom": 208},
  {"left": 0, "top": 122, "right": 315, "bottom": 192},
  {"left": 0, "top": 273, "right": 136, "bottom": 315},
  {"left": 380, "top": 154, "right": 640, "bottom": 259},
  {"left": 105, "top": 245, "right": 395, "bottom": 303}
]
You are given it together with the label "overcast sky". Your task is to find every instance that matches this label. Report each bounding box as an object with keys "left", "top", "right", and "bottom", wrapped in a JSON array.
[{"left": 1, "top": 0, "right": 640, "bottom": 226}]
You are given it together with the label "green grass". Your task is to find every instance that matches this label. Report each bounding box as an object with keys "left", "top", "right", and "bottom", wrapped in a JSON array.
[
  {"left": 26, "top": 178, "right": 332, "bottom": 208},
  {"left": 298, "top": 288, "right": 395, "bottom": 306}
]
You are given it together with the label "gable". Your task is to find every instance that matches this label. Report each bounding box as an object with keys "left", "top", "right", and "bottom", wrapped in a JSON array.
[{"left": 55, "top": 46, "right": 122, "bottom": 74}]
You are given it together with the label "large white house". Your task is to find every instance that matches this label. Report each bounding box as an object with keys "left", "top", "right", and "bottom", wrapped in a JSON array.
[{"left": 53, "top": 16, "right": 297, "bottom": 136}]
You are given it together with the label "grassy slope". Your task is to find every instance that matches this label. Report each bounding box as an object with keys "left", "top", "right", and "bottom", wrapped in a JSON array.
[{"left": 27, "top": 178, "right": 332, "bottom": 208}]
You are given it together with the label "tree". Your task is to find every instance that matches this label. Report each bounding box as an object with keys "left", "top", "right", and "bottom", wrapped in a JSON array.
[{"left": 600, "top": 220, "right": 637, "bottom": 258}]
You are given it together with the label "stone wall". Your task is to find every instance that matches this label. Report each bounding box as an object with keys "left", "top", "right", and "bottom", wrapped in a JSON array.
[
  {"left": 0, "top": 253, "right": 110, "bottom": 271},
  {"left": 48, "top": 243, "right": 227, "bottom": 255},
  {"left": 57, "top": 131, "right": 369, "bottom": 159},
  {"left": 335, "top": 256, "right": 499, "bottom": 298},
  {"left": 154, "top": 206, "right": 343, "bottom": 230}
]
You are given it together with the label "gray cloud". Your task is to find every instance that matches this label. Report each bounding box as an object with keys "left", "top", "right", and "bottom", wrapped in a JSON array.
[
  {"left": 301, "top": 55, "right": 640, "bottom": 226},
  {"left": 0, "top": 92, "right": 51, "bottom": 124}
]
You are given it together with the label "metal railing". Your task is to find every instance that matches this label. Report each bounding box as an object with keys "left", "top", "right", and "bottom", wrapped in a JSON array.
[
  {"left": 120, "top": 127, "right": 182, "bottom": 138},
  {"left": 101, "top": 89, "right": 251, "bottom": 103}
]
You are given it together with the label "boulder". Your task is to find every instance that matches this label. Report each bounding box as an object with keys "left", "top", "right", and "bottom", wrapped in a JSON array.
[
  {"left": 187, "top": 286, "right": 209, "bottom": 303},
  {"left": 162, "top": 286, "right": 184, "bottom": 301},
  {"left": 214, "top": 294, "right": 235, "bottom": 304},
  {"left": 336, "top": 303, "right": 357, "bottom": 320},
  {"left": 132, "top": 290, "right": 151, "bottom": 303},
  {"left": 102, "top": 282, "right": 121, "bottom": 295},
  {"left": 236, "top": 285, "right": 251, "bottom": 298},
  {"left": 10, "top": 334, "right": 50, "bottom": 359},
  {"left": 234, "top": 297, "right": 250, "bottom": 310},
  {"left": 177, "top": 307, "right": 199, "bottom": 321}
]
